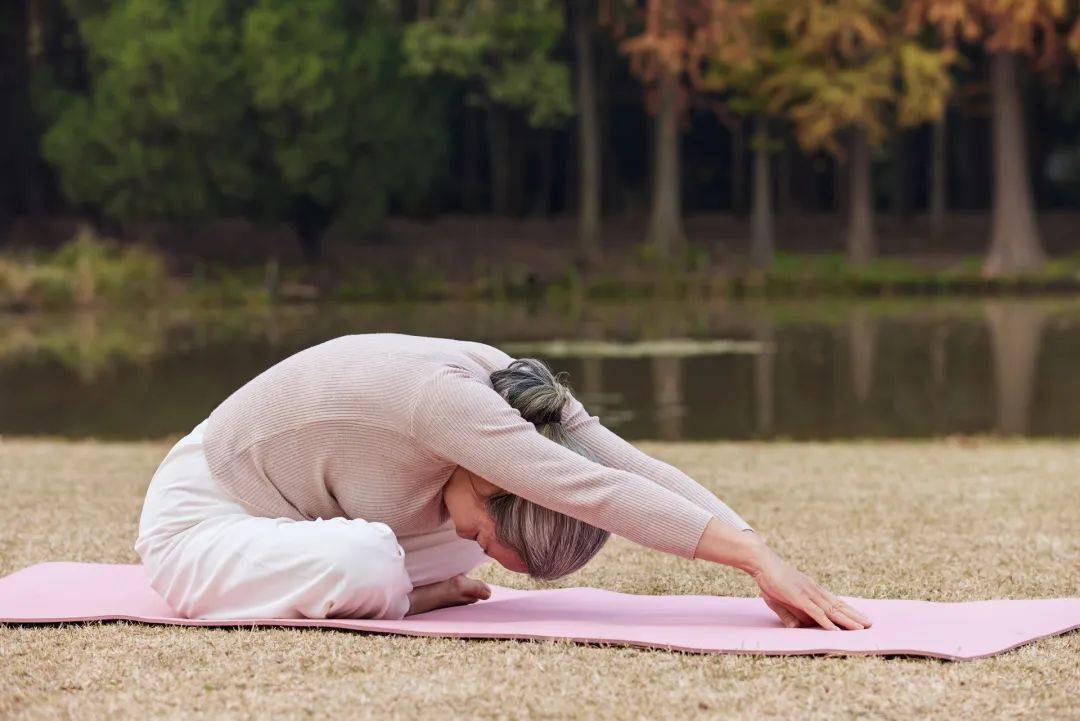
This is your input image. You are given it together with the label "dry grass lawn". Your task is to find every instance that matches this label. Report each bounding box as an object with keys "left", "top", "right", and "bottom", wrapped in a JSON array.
[{"left": 1, "top": 436, "right": 1078, "bottom": 720}]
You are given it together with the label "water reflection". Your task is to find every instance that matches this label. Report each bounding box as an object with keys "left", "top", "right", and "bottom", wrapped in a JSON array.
[
  {"left": 753, "top": 314, "right": 775, "bottom": 436},
  {"left": 985, "top": 302, "right": 1047, "bottom": 436},
  {"left": 1, "top": 299, "right": 1078, "bottom": 440},
  {"left": 848, "top": 311, "right": 877, "bottom": 405},
  {"left": 651, "top": 356, "right": 683, "bottom": 441}
]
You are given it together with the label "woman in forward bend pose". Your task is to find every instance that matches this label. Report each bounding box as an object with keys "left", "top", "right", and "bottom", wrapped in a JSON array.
[{"left": 135, "top": 333, "right": 870, "bottom": 629}]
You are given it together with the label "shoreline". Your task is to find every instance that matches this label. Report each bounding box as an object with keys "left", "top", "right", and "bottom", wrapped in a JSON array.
[{"left": 3, "top": 231, "right": 1080, "bottom": 311}]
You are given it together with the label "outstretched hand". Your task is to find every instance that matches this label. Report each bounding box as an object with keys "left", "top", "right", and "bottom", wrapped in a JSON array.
[
  {"left": 750, "top": 543, "right": 871, "bottom": 630},
  {"left": 693, "top": 519, "right": 872, "bottom": 631}
]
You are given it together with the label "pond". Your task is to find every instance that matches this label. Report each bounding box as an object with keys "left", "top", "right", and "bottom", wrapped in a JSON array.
[{"left": 2, "top": 297, "right": 1079, "bottom": 441}]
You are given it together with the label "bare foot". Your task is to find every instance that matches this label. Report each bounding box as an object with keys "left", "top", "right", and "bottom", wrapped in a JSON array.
[{"left": 405, "top": 574, "right": 491, "bottom": 616}]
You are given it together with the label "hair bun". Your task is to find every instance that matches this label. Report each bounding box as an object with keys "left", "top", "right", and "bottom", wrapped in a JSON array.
[{"left": 490, "top": 358, "right": 572, "bottom": 428}]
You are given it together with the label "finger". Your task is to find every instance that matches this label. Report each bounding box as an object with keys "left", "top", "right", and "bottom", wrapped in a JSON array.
[
  {"left": 831, "top": 599, "right": 871, "bottom": 628},
  {"left": 808, "top": 587, "right": 865, "bottom": 631},
  {"left": 763, "top": 595, "right": 800, "bottom": 628},
  {"left": 812, "top": 587, "right": 859, "bottom": 626},
  {"left": 840, "top": 600, "right": 872, "bottom": 628},
  {"left": 784, "top": 602, "right": 815, "bottom": 627},
  {"left": 764, "top": 590, "right": 815, "bottom": 626},
  {"left": 799, "top": 597, "right": 840, "bottom": 631},
  {"left": 772, "top": 598, "right": 814, "bottom": 626},
  {"left": 828, "top": 606, "right": 865, "bottom": 631}
]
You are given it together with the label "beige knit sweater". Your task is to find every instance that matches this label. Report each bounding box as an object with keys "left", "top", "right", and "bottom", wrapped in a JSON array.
[{"left": 202, "top": 333, "right": 750, "bottom": 560}]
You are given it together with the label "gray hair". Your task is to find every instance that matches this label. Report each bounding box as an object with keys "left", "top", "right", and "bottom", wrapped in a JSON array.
[{"left": 487, "top": 358, "right": 611, "bottom": 580}]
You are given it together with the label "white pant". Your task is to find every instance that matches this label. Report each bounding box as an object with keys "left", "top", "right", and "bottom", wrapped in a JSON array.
[{"left": 134, "top": 419, "right": 489, "bottom": 621}]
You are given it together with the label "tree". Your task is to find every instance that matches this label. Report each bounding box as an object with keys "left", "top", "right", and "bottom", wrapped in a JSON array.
[
  {"left": 690, "top": 0, "right": 782, "bottom": 267},
  {"left": 763, "top": 0, "right": 953, "bottom": 264},
  {"left": 573, "top": 0, "right": 603, "bottom": 264},
  {"left": 929, "top": 110, "right": 948, "bottom": 242},
  {"left": 40, "top": 0, "right": 254, "bottom": 225},
  {"left": 647, "top": 61, "right": 686, "bottom": 258},
  {"left": 907, "top": 0, "right": 1079, "bottom": 275},
  {"left": 23, "top": 0, "right": 48, "bottom": 217},
  {"left": 404, "top": 0, "right": 574, "bottom": 216},
  {"left": 1, "top": 2, "right": 31, "bottom": 236},
  {"left": 242, "top": 0, "right": 448, "bottom": 258},
  {"left": 613, "top": 0, "right": 693, "bottom": 259},
  {"left": 39, "top": 0, "right": 446, "bottom": 259}
]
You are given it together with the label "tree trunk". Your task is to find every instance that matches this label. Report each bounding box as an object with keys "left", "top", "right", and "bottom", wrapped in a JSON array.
[
  {"left": 574, "top": 0, "right": 602, "bottom": 264},
  {"left": 24, "top": 0, "right": 46, "bottom": 217},
  {"left": 532, "top": 130, "right": 554, "bottom": 216},
  {"left": 832, "top": 154, "right": 848, "bottom": 214},
  {"left": 487, "top": 107, "right": 512, "bottom": 215},
  {"left": 984, "top": 52, "right": 1045, "bottom": 275},
  {"left": 777, "top": 141, "right": 792, "bottom": 217},
  {"left": 750, "top": 117, "right": 774, "bottom": 268},
  {"left": 846, "top": 127, "right": 874, "bottom": 265},
  {"left": 890, "top": 130, "right": 908, "bottom": 224},
  {"left": 462, "top": 107, "right": 482, "bottom": 212},
  {"left": 929, "top": 112, "right": 947, "bottom": 243},
  {"left": 986, "top": 302, "right": 1046, "bottom": 435},
  {"left": 955, "top": 112, "right": 978, "bottom": 209},
  {"left": 597, "top": 34, "right": 621, "bottom": 214},
  {"left": 730, "top": 118, "right": 747, "bottom": 215},
  {"left": 647, "top": 69, "right": 684, "bottom": 260},
  {"left": 506, "top": 115, "right": 527, "bottom": 216}
]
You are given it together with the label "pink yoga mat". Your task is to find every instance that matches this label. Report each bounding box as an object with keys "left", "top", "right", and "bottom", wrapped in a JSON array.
[{"left": 1, "top": 562, "right": 1077, "bottom": 661}]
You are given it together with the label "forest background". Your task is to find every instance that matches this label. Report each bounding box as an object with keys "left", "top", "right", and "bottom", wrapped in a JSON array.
[{"left": 2, "top": 0, "right": 1080, "bottom": 307}]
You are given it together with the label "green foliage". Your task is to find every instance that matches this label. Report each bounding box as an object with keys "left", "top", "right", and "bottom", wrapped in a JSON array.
[
  {"left": 40, "top": 0, "right": 251, "bottom": 221},
  {"left": 241, "top": 0, "right": 448, "bottom": 229},
  {"left": 330, "top": 256, "right": 452, "bottom": 302},
  {"left": 186, "top": 263, "right": 274, "bottom": 308},
  {"left": 746, "top": 251, "right": 1080, "bottom": 296},
  {"left": 403, "top": 0, "right": 573, "bottom": 127},
  {"left": 38, "top": 0, "right": 447, "bottom": 235}
]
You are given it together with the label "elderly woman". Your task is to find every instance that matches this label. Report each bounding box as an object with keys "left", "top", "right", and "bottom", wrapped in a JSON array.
[{"left": 135, "top": 333, "right": 870, "bottom": 630}]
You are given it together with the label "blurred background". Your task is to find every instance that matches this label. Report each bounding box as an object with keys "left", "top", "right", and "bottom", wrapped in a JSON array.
[{"left": 1, "top": 0, "right": 1079, "bottom": 441}]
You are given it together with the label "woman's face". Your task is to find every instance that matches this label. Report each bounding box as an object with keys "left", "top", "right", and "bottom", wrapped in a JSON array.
[{"left": 442, "top": 466, "right": 528, "bottom": 573}]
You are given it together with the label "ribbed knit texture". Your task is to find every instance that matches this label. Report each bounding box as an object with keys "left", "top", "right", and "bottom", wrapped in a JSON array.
[{"left": 203, "top": 333, "right": 751, "bottom": 560}]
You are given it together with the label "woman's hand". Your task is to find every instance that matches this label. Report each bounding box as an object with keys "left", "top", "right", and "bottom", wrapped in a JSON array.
[
  {"left": 748, "top": 543, "right": 871, "bottom": 630},
  {"left": 693, "top": 519, "right": 872, "bottom": 631}
]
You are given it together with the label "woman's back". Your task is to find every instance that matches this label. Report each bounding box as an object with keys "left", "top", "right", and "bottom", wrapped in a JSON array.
[{"left": 202, "top": 333, "right": 513, "bottom": 533}]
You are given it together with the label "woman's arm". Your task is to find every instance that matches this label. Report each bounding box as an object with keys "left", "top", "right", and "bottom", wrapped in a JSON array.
[
  {"left": 410, "top": 364, "right": 718, "bottom": 559},
  {"left": 559, "top": 393, "right": 752, "bottom": 532},
  {"left": 410, "top": 365, "right": 872, "bottom": 630},
  {"left": 560, "top": 398, "right": 871, "bottom": 630}
]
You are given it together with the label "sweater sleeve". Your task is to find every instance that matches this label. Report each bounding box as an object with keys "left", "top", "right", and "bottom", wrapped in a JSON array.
[
  {"left": 408, "top": 364, "right": 715, "bottom": 559},
  {"left": 559, "top": 393, "right": 752, "bottom": 532}
]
